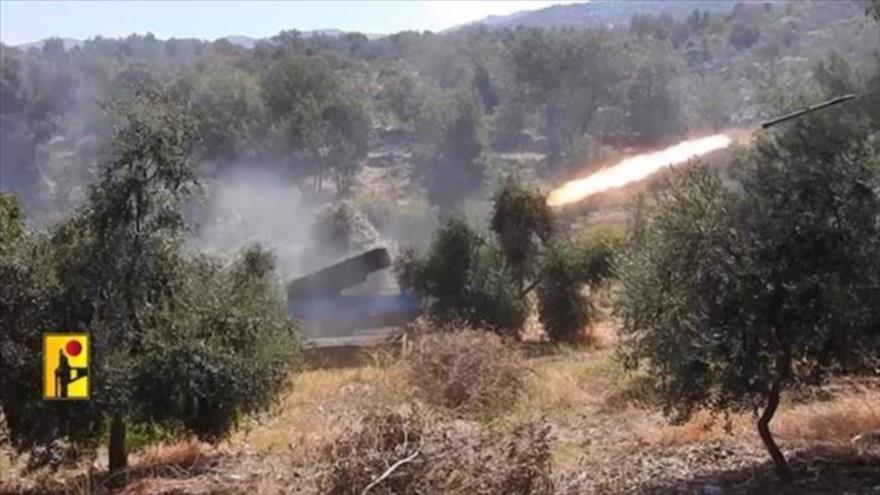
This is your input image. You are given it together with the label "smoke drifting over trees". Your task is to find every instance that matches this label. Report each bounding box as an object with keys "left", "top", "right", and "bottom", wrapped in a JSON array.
[{"left": 2, "top": 2, "right": 876, "bottom": 239}]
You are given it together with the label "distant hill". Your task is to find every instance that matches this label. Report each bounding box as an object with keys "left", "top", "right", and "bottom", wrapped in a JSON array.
[
  {"left": 221, "top": 35, "right": 257, "bottom": 49},
  {"left": 454, "top": 1, "right": 740, "bottom": 31},
  {"left": 12, "top": 28, "right": 386, "bottom": 51}
]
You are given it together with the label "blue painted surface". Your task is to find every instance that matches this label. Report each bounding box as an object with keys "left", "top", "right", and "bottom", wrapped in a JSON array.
[{"left": 290, "top": 293, "right": 419, "bottom": 318}]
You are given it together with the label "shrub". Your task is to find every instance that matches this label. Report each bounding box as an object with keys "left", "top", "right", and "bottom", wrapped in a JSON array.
[
  {"left": 321, "top": 407, "right": 553, "bottom": 494},
  {"left": 135, "top": 245, "right": 301, "bottom": 439},
  {"left": 396, "top": 215, "right": 527, "bottom": 335},
  {"left": 538, "top": 242, "right": 592, "bottom": 343},
  {"left": 396, "top": 215, "right": 481, "bottom": 323},
  {"left": 574, "top": 223, "right": 627, "bottom": 286},
  {"left": 466, "top": 248, "right": 529, "bottom": 337},
  {"left": 407, "top": 329, "right": 525, "bottom": 414},
  {"left": 323, "top": 409, "right": 426, "bottom": 494}
]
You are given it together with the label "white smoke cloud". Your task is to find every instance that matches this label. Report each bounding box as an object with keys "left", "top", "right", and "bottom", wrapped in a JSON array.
[{"left": 191, "top": 165, "right": 316, "bottom": 279}]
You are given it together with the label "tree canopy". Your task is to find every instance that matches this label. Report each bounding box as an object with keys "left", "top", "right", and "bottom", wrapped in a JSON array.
[{"left": 615, "top": 112, "right": 880, "bottom": 478}]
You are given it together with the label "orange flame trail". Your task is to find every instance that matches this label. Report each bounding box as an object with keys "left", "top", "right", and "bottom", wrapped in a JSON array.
[{"left": 547, "top": 134, "right": 733, "bottom": 207}]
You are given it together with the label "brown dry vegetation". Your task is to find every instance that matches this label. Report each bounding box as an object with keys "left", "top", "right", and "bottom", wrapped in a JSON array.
[
  {"left": 406, "top": 329, "right": 526, "bottom": 414},
  {"left": 2, "top": 326, "right": 879, "bottom": 494}
]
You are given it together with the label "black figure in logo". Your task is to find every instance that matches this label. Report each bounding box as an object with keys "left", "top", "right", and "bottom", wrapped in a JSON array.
[{"left": 55, "top": 349, "right": 88, "bottom": 398}]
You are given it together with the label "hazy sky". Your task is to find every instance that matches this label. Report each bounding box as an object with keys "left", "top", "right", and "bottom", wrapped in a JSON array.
[{"left": 0, "top": 1, "right": 580, "bottom": 45}]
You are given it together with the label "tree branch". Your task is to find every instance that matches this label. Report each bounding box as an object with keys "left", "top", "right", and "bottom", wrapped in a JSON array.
[{"left": 361, "top": 449, "right": 420, "bottom": 495}]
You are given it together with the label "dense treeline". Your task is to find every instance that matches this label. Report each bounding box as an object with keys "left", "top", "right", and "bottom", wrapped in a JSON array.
[{"left": 2, "top": 1, "right": 877, "bottom": 223}]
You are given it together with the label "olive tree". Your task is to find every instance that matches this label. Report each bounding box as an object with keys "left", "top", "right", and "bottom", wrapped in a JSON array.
[
  {"left": 396, "top": 214, "right": 526, "bottom": 336},
  {"left": 615, "top": 115, "right": 880, "bottom": 479},
  {"left": 422, "top": 94, "right": 487, "bottom": 212},
  {"left": 261, "top": 56, "right": 370, "bottom": 195},
  {"left": 490, "top": 175, "right": 554, "bottom": 289},
  {"left": 0, "top": 91, "right": 300, "bottom": 485},
  {"left": 537, "top": 241, "right": 592, "bottom": 343}
]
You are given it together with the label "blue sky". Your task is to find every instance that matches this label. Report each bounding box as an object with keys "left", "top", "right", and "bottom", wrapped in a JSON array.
[{"left": 0, "top": 1, "right": 578, "bottom": 45}]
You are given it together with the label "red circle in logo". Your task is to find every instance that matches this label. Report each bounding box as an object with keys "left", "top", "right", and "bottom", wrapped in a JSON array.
[{"left": 65, "top": 340, "right": 82, "bottom": 357}]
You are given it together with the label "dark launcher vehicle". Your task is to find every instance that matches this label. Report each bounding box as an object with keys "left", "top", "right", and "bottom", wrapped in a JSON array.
[{"left": 286, "top": 248, "right": 420, "bottom": 347}]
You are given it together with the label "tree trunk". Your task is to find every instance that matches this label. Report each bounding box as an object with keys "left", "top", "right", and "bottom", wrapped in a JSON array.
[
  {"left": 757, "top": 354, "right": 793, "bottom": 481},
  {"left": 108, "top": 415, "right": 128, "bottom": 487}
]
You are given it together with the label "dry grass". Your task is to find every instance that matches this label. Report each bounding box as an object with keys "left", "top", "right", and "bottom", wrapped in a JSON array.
[
  {"left": 232, "top": 361, "right": 408, "bottom": 458},
  {"left": 637, "top": 410, "right": 740, "bottom": 447},
  {"left": 134, "top": 438, "right": 213, "bottom": 472},
  {"left": 3, "top": 329, "right": 878, "bottom": 495},
  {"left": 511, "top": 351, "right": 617, "bottom": 421},
  {"left": 632, "top": 388, "right": 880, "bottom": 450},
  {"left": 776, "top": 390, "right": 880, "bottom": 445}
]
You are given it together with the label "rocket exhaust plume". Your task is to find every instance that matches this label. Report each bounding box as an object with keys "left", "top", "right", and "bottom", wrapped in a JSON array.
[{"left": 547, "top": 134, "right": 733, "bottom": 207}]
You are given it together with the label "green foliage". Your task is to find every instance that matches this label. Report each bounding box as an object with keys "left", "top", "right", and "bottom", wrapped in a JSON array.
[
  {"left": 397, "top": 215, "right": 480, "bottom": 322},
  {"left": 0, "top": 212, "right": 106, "bottom": 464},
  {"left": 509, "top": 29, "right": 622, "bottom": 165},
  {"left": 0, "top": 92, "right": 301, "bottom": 468},
  {"left": 615, "top": 115, "right": 880, "bottom": 475},
  {"left": 466, "top": 248, "right": 529, "bottom": 337},
  {"left": 423, "top": 94, "right": 487, "bottom": 211},
  {"left": 537, "top": 241, "right": 592, "bottom": 343},
  {"left": 262, "top": 56, "right": 370, "bottom": 194},
  {"left": 396, "top": 214, "right": 526, "bottom": 335},
  {"left": 490, "top": 175, "right": 554, "bottom": 286},
  {"left": 626, "top": 46, "right": 683, "bottom": 144},
  {"left": 172, "top": 65, "right": 267, "bottom": 163},
  {"left": 616, "top": 168, "right": 737, "bottom": 417},
  {"left": 0, "top": 194, "right": 24, "bottom": 244},
  {"left": 135, "top": 245, "right": 300, "bottom": 439},
  {"left": 574, "top": 224, "right": 627, "bottom": 286}
]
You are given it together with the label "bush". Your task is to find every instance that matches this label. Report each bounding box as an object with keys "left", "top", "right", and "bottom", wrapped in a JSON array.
[
  {"left": 574, "top": 224, "right": 627, "bottom": 286},
  {"left": 466, "top": 248, "right": 529, "bottom": 337},
  {"left": 323, "top": 408, "right": 426, "bottom": 494},
  {"left": 407, "top": 329, "right": 525, "bottom": 414},
  {"left": 322, "top": 407, "right": 553, "bottom": 494},
  {"left": 135, "top": 245, "right": 301, "bottom": 439},
  {"left": 396, "top": 215, "right": 527, "bottom": 335},
  {"left": 537, "top": 242, "right": 592, "bottom": 343}
]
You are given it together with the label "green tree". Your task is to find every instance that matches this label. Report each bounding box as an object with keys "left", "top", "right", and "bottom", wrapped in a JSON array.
[
  {"left": 396, "top": 214, "right": 526, "bottom": 335},
  {"left": 423, "top": 95, "right": 486, "bottom": 212},
  {"left": 0, "top": 92, "right": 300, "bottom": 485},
  {"left": 537, "top": 241, "right": 591, "bottom": 343},
  {"left": 616, "top": 115, "right": 880, "bottom": 479},
  {"left": 574, "top": 224, "right": 627, "bottom": 286},
  {"left": 0, "top": 194, "right": 24, "bottom": 242},
  {"left": 262, "top": 56, "right": 369, "bottom": 194},
  {"left": 509, "top": 29, "right": 620, "bottom": 166},
  {"left": 626, "top": 48, "right": 683, "bottom": 144},
  {"left": 490, "top": 175, "right": 554, "bottom": 289},
  {"left": 172, "top": 65, "right": 267, "bottom": 163}
]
